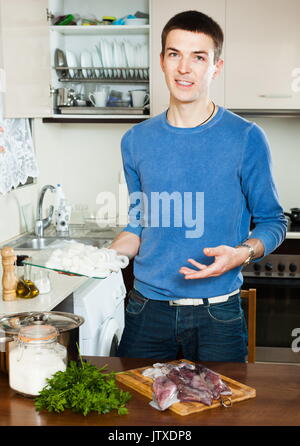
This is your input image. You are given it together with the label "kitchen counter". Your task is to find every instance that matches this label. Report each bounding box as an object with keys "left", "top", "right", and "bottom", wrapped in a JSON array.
[
  {"left": 0, "top": 225, "right": 123, "bottom": 316},
  {"left": 0, "top": 271, "right": 88, "bottom": 315},
  {"left": 286, "top": 231, "right": 300, "bottom": 239},
  {"left": 0, "top": 356, "right": 299, "bottom": 426}
]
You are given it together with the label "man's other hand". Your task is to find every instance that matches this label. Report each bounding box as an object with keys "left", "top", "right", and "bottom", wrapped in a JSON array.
[{"left": 179, "top": 245, "right": 250, "bottom": 279}]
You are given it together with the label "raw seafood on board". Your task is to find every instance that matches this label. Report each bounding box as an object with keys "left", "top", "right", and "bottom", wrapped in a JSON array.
[{"left": 142, "top": 362, "right": 232, "bottom": 411}]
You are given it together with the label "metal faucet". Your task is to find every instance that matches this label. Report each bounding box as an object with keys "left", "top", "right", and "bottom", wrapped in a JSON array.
[{"left": 35, "top": 185, "right": 56, "bottom": 237}]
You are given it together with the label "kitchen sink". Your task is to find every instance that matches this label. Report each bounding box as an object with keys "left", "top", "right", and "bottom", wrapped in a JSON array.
[
  {"left": 13, "top": 238, "right": 57, "bottom": 250},
  {"left": 6, "top": 235, "right": 110, "bottom": 251}
]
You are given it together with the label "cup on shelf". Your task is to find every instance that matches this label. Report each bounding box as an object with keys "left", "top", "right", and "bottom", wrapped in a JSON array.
[
  {"left": 129, "top": 89, "right": 150, "bottom": 108},
  {"left": 89, "top": 87, "right": 110, "bottom": 107}
]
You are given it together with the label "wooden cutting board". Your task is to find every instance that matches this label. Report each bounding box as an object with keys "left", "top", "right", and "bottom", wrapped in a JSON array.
[{"left": 116, "top": 359, "right": 256, "bottom": 416}]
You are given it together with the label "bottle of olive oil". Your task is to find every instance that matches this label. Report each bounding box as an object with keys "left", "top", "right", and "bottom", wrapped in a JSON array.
[{"left": 16, "top": 256, "right": 39, "bottom": 299}]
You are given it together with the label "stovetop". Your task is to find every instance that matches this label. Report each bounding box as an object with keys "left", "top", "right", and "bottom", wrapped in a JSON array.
[{"left": 243, "top": 253, "right": 300, "bottom": 278}]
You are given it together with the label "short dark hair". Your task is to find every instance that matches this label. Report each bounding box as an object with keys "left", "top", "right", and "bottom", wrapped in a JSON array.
[{"left": 161, "top": 10, "right": 224, "bottom": 63}]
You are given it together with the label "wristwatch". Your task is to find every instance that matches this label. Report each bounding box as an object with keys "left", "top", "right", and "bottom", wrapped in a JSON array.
[{"left": 235, "top": 243, "right": 255, "bottom": 266}]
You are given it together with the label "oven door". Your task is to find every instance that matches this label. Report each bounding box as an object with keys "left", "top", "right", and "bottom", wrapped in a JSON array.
[{"left": 243, "top": 276, "right": 300, "bottom": 364}]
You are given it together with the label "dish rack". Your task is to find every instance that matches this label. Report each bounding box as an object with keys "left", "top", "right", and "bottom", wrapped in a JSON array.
[{"left": 55, "top": 66, "right": 149, "bottom": 82}]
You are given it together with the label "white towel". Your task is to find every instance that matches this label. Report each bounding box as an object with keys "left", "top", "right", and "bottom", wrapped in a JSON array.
[{"left": 45, "top": 242, "right": 129, "bottom": 278}]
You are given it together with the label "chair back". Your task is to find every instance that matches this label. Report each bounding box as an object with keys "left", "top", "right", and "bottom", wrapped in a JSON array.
[{"left": 240, "top": 288, "right": 257, "bottom": 363}]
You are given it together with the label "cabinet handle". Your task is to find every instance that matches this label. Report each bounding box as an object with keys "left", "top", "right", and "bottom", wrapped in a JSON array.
[{"left": 258, "top": 94, "right": 292, "bottom": 98}]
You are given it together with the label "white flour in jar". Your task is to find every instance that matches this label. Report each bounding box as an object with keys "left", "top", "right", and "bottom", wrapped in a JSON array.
[{"left": 9, "top": 340, "right": 67, "bottom": 396}]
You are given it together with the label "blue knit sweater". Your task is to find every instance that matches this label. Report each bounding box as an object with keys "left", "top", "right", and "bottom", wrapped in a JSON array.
[{"left": 121, "top": 107, "right": 287, "bottom": 300}]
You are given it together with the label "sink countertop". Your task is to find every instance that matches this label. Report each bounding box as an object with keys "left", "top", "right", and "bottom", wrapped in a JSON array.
[
  {"left": 0, "top": 271, "right": 88, "bottom": 316},
  {"left": 43, "top": 224, "right": 124, "bottom": 240},
  {"left": 0, "top": 225, "right": 124, "bottom": 316},
  {"left": 0, "top": 224, "right": 124, "bottom": 248},
  {"left": 0, "top": 246, "right": 88, "bottom": 316}
]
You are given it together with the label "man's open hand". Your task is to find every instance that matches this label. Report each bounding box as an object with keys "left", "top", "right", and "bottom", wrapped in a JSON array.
[{"left": 179, "top": 245, "right": 249, "bottom": 279}]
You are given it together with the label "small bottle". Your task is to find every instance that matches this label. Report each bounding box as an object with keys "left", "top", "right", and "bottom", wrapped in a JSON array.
[
  {"left": 55, "top": 184, "right": 71, "bottom": 233},
  {"left": 16, "top": 257, "right": 39, "bottom": 299},
  {"left": 16, "top": 255, "right": 31, "bottom": 298}
]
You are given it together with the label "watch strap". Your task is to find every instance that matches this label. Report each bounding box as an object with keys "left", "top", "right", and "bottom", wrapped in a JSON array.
[{"left": 235, "top": 243, "right": 255, "bottom": 266}]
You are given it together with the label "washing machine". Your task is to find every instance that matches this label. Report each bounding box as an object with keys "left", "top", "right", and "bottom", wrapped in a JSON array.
[{"left": 73, "top": 270, "right": 126, "bottom": 356}]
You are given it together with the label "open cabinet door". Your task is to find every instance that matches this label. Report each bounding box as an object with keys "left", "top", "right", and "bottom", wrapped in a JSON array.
[{"left": 0, "top": 0, "right": 51, "bottom": 118}]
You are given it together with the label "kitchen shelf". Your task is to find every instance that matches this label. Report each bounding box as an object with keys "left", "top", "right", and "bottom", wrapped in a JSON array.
[
  {"left": 42, "top": 115, "right": 149, "bottom": 123},
  {"left": 50, "top": 25, "right": 150, "bottom": 36},
  {"left": 54, "top": 66, "right": 149, "bottom": 82},
  {"left": 57, "top": 106, "right": 146, "bottom": 115},
  {"left": 231, "top": 109, "right": 300, "bottom": 117}
]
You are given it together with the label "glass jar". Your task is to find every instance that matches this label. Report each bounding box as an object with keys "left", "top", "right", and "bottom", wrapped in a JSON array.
[
  {"left": 9, "top": 325, "right": 67, "bottom": 397},
  {"left": 32, "top": 269, "right": 51, "bottom": 294}
]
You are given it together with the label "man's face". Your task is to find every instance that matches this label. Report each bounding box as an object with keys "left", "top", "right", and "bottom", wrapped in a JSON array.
[{"left": 160, "top": 29, "right": 223, "bottom": 105}]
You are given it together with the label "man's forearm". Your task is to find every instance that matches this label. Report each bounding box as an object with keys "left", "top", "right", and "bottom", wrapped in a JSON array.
[
  {"left": 235, "top": 238, "right": 265, "bottom": 264},
  {"left": 108, "top": 231, "right": 141, "bottom": 260}
]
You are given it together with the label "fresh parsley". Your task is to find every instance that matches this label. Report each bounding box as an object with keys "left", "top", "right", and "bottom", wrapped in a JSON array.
[{"left": 34, "top": 357, "right": 131, "bottom": 416}]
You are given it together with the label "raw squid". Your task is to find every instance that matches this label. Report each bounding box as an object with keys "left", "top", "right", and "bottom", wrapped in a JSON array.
[
  {"left": 142, "top": 361, "right": 232, "bottom": 411},
  {"left": 149, "top": 376, "right": 179, "bottom": 411}
]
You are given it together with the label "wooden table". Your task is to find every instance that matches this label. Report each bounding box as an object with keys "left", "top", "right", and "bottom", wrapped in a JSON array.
[{"left": 0, "top": 356, "right": 299, "bottom": 426}]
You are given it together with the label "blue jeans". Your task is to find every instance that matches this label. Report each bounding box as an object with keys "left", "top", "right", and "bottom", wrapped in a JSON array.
[{"left": 117, "top": 288, "right": 248, "bottom": 362}]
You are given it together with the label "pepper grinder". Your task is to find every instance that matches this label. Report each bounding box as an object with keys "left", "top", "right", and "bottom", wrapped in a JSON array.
[{"left": 1, "top": 246, "right": 17, "bottom": 301}]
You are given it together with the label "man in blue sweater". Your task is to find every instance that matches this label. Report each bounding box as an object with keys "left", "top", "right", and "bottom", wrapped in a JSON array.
[{"left": 110, "top": 10, "right": 287, "bottom": 362}]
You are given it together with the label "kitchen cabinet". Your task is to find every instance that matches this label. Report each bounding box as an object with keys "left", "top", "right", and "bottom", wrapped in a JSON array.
[
  {"left": 0, "top": 0, "right": 51, "bottom": 118},
  {"left": 225, "top": 0, "right": 300, "bottom": 110},
  {"left": 0, "top": 0, "right": 150, "bottom": 121},
  {"left": 47, "top": 0, "right": 150, "bottom": 121},
  {"left": 150, "top": 0, "right": 226, "bottom": 116},
  {"left": 2, "top": 0, "right": 300, "bottom": 119}
]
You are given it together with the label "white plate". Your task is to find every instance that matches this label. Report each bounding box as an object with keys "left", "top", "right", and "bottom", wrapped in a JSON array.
[
  {"left": 96, "top": 45, "right": 103, "bottom": 66},
  {"left": 119, "top": 42, "right": 127, "bottom": 79},
  {"left": 92, "top": 49, "right": 101, "bottom": 77},
  {"left": 99, "top": 39, "right": 111, "bottom": 78},
  {"left": 113, "top": 40, "right": 122, "bottom": 78},
  {"left": 81, "top": 50, "right": 92, "bottom": 78},
  {"left": 104, "top": 40, "right": 113, "bottom": 78},
  {"left": 66, "top": 50, "right": 77, "bottom": 78},
  {"left": 124, "top": 40, "right": 134, "bottom": 78}
]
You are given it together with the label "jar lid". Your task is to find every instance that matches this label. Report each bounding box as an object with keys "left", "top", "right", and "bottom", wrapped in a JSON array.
[
  {"left": 18, "top": 325, "right": 58, "bottom": 343},
  {"left": 0, "top": 311, "right": 84, "bottom": 336}
]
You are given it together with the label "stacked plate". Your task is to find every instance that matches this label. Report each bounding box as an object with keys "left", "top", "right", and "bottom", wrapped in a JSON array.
[
  {"left": 55, "top": 40, "right": 149, "bottom": 80},
  {"left": 96, "top": 39, "right": 149, "bottom": 80}
]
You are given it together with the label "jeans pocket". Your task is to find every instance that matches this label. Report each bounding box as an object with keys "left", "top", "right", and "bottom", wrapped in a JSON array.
[
  {"left": 207, "top": 294, "right": 243, "bottom": 323},
  {"left": 125, "top": 289, "right": 149, "bottom": 316}
]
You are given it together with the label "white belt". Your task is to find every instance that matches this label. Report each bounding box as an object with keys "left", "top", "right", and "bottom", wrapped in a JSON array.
[{"left": 169, "top": 289, "right": 240, "bottom": 306}]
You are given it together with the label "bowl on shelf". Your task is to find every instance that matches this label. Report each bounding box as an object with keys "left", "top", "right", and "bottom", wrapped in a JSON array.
[{"left": 124, "top": 18, "right": 148, "bottom": 26}]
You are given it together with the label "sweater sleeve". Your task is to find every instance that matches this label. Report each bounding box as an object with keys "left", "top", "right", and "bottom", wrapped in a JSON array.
[
  {"left": 120, "top": 128, "right": 143, "bottom": 238},
  {"left": 240, "top": 123, "right": 287, "bottom": 259}
]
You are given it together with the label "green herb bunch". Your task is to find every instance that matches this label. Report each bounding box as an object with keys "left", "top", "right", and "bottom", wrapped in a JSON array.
[{"left": 35, "top": 357, "right": 131, "bottom": 416}]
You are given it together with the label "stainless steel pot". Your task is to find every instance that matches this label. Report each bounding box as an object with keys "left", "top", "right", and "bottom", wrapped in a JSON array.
[
  {"left": 0, "top": 311, "right": 84, "bottom": 374},
  {"left": 57, "top": 88, "right": 72, "bottom": 106}
]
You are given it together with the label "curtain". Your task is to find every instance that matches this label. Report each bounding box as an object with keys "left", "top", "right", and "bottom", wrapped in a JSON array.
[{"left": 0, "top": 117, "right": 39, "bottom": 195}]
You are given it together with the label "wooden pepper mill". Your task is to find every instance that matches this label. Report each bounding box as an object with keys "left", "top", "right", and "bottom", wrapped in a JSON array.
[{"left": 1, "top": 246, "right": 17, "bottom": 301}]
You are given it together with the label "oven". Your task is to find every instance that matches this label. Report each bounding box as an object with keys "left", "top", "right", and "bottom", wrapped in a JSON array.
[{"left": 242, "top": 234, "right": 300, "bottom": 364}]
